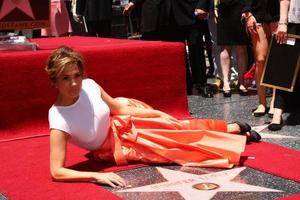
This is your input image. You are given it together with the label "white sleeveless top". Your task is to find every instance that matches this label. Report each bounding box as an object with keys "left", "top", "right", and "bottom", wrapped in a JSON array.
[
  {"left": 48, "top": 79, "right": 110, "bottom": 150},
  {"left": 288, "top": 0, "right": 300, "bottom": 24}
]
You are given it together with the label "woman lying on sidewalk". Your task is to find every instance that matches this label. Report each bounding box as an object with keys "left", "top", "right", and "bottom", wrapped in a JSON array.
[{"left": 46, "top": 46, "right": 261, "bottom": 188}]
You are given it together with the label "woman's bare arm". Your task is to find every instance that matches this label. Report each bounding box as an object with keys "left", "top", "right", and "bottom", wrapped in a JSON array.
[{"left": 49, "top": 129, "right": 127, "bottom": 187}]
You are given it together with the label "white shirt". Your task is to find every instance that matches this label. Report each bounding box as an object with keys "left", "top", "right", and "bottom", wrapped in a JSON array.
[{"left": 48, "top": 79, "right": 110, "bottom": 150}]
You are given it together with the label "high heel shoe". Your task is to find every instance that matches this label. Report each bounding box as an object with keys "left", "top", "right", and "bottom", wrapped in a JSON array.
[
  {"left": 252, "top": 106, "right": 268, "bottom": 117},
  {"left": 233, "top": 121, "right": 261, "bottom": 142},
  {"left": 238, "top": 85, "right": 248, "bottom": 96},
  {"left": 223, "top": 90, "right": 231, "bottom": 97},
  {"left": 268, "top": 118, "right": 283, "bottom": 131},
  {"left": 248, "top": 130, "right": 261, "bottom": 142},
  {"left": 234, "top": 121, "right": 251, "bottom": 133}
]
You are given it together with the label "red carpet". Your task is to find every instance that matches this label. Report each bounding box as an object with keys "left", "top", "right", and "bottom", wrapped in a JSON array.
[
  {"left": 0, "top": 36, "right": 187, "bottom": 199},
  {"left": 1, "top": 137, "right": 300, "bottom": 199},
  {"left": 276, "top": 193, "right": 300, "bottom": 200},
  {"left": 0, "top": 36, "right": 189, "bottom": 141},
  {"left": 0, "top": 37, "right": 299, "bottom": 199},
  {"left": 242, "top": 141, "right": 300, "bottom": 183},
  {"left": 0, "top": 136, "right": 144, "bottom": 200}
]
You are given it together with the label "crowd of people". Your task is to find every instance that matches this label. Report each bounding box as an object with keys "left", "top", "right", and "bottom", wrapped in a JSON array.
[
  {"left": 1, "top": 0, "right": 298, "bottom": 129},
  {"left": 52, "top": 0, "right": 297, "bottom": 131}
]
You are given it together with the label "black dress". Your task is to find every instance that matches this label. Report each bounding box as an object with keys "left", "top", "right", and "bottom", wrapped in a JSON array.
[
  {"left": 242, "top": 0, "right": 279, "bottom": 23},
  {"left": 217, "top": 0, "right": 248, "bottom": 45}
]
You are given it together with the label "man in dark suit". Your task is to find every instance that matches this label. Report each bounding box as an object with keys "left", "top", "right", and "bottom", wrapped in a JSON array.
[
  {"left": 123, "top": 0, "right": 161, "bottom": 40},
  {"left": 74, "top": 0, "right": 112, "bottom": 37},
  {"left": 124, "top": 0, "right": 214, "bottom": 97},
  {"left": 159, "top": 0, "right": 209, "bottom": 26},
  {"left": 159, "top": 0, "right": 213, "bottom": 97}
]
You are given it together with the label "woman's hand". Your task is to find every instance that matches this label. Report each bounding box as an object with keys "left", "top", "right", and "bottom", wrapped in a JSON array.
[
  {"left": 244, "top": 13, "right": 258, "bottom": 35},
  {"left": 123, "top": 2, "right": 135, "bottom": 16},
  {"left": 275, "top": 23, "right": 288, "bottom": 44},
  {"left": 195, "top": 9, "right": 208, "bottom": 19},
  {"left": 92, "top": 172, "right": 127, "bottom": 188}
]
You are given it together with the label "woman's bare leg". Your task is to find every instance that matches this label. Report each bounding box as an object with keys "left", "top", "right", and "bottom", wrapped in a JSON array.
[
  {"left": 220, "top": 46, "right": 232, "bottom": 91},
  {"left": 269, "top": 89, "right": 276, "bottom": 116},
  {"left": 271, "top": 108, "right": 283, "bottom": 124},
  {"left": 250, "top": 24, "right": 272, "bottom": 113},
  {"left": 236, "top": 45, "right": 248, "bottom": 89}
]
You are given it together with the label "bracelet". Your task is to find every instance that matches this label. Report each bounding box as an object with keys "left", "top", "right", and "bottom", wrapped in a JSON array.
[{"left": 278, "top": 22, "right": 288, "bottom": 25}]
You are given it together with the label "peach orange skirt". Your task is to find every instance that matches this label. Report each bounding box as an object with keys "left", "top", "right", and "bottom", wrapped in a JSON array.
[{"left": 93, "top": 98, "right": 246, "bottom": 169}]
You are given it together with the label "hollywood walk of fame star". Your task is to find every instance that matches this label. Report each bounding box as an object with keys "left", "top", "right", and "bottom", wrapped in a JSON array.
[
  {"left": 117, "top": 167, "right": 282, "bottom": 200},
  {"left": 0, "top": 0, "right": 35, "bottom": 20}
]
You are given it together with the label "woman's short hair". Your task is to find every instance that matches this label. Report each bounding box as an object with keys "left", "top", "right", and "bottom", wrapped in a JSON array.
[{"left": 45, "top": 46, "right": 85, "bottom": 82}]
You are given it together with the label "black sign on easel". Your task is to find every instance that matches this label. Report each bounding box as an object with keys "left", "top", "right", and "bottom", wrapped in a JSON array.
[{"left": 261, "top": 34, "right": 300, "bottom": 92}]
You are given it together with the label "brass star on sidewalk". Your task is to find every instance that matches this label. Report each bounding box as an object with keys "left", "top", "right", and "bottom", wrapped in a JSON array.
[
  {"left": 118, "top": 167, "right": 281, "bottom": 200},
  {"left": 0, "top": 0, "right": 35, "bottom": 20}
]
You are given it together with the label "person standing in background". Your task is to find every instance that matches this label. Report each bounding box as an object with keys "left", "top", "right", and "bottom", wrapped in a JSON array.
[
  {"left": 202, "top": 18, "right": 215, "bottom": 78},
  {"left": 124, "top": 0, "right": 214, "bottom": 97},
  {"left": 242, "top": 0, "right": 280, "bottom": 117},
  {"left": 73, "top": 0, "right": 112, "bottom": 37},
  {"left": 157, "top": 0, "right": 212, "bottom": 97},
  {"left": 268, "top": 0, "right": 300, "bottom": 131},
  {"left": 207, "top": 0, "right": 223, "bottom": 90},
  {"left": 215, "top": 0, "right": 249, "bottom": 97},
  {"left": 123, "top": 0, "right": 161, "bottom": 40},
  {"left": 42, "top": 0, "right": 72, "bottom": 37}
]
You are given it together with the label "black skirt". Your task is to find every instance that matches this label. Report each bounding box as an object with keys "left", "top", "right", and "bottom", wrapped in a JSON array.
[{"left": 217, "top": 1, "right": 248, "bottom": 45}]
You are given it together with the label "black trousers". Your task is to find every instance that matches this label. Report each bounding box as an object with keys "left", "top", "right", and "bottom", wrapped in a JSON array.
[
  {"left": 274, "top": 23, "right": 300, "bottom": 111},
  {"left": 86, "top": 20, "right": 112, "bottom": 37},
  {"left": 274, "top": 74, "right": 300, "bottom": 110},
  {"left": 141, "top": 31, "right": 161, "bottom": 41},
  {"left": 158, "top": 15, "right": 208, "bottom": 91}
]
